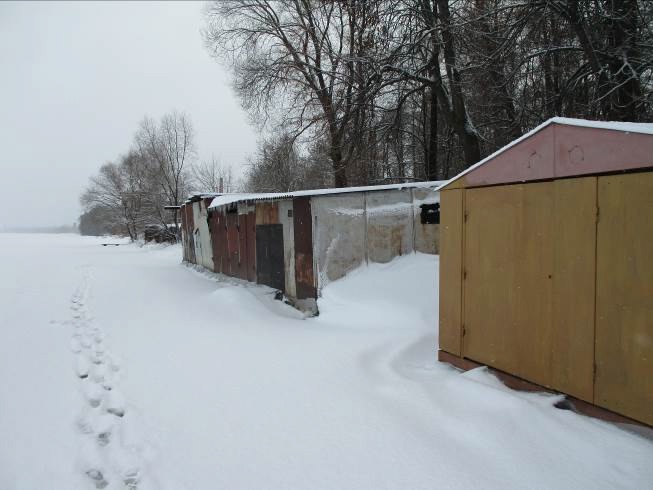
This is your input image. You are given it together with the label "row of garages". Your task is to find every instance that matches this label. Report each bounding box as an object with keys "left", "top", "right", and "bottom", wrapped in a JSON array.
[
  {"left": 180, "top": 182, "right": 443, "bottom": 314},
  {"left": 180, "top": 117, "right": 653, "bottom": 428}
]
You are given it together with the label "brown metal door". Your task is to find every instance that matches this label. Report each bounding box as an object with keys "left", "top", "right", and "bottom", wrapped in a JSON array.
[
  {"left": 208, "top": 212, "right": 219, "bottom": 273},
  {"left": 220, "top": 213, "right": 227, "bottom": 274},
  {"left": 595, "top": 172, "right": 653, "bottom": 425},
  {"left": 293, "top": 197, "right": 316, "bottom": 299},
  {"left": 226, "top": 213, "right": 239, "bottom": 277},
  {"left": 186, "top": 205, "right": 196, "bottom": 264},
  {"left": 237, "top": 214, "right": 248, "bottom": 280},
  {"left": 246, "top": 211, "right": 256, "bottom": 282},
  {"left": 215, "top": 213, "right": 226, "bottom": 274},
  {"left": 181, "top": 206, "right": 189, "bottom": 261}
]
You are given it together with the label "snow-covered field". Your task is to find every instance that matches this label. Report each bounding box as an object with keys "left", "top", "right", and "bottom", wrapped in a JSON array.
[{"left": 0, "top": 233, "right": 651, "bottom": 490}]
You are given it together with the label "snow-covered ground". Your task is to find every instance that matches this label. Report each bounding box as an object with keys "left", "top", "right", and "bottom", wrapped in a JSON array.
[{"left": 0, "top": 233, "right": 651, "bottom": 490}]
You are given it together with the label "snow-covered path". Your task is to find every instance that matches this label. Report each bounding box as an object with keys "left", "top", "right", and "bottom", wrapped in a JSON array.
[{"left": 1, "top": 234, "right": 652, "bottom": 489}]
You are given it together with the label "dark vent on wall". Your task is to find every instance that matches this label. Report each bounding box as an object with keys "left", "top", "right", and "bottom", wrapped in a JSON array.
[{"left": 420, "top": 203, "right": 440, "bottom": 224}]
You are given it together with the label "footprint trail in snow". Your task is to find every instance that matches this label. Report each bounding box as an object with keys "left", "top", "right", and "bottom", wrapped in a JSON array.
[{"left": 69, "top": 269, "right": 150, "bottom": 489}]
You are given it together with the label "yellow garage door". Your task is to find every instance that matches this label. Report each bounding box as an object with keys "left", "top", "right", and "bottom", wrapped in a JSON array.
[
  {"left": 463, "top": 179, "right": 596, "bottom": 400},
  {"left": 596, "top": 172, "right": 653, "bottom": 425}
]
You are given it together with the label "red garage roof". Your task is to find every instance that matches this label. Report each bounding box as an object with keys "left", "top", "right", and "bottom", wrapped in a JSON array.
[{"left": 439, "top": 117, "right": 653, "bottom": 191}]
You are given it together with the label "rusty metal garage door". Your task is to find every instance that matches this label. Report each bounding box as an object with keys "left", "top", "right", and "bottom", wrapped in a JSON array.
[
  {"left": 293, "top": 197, "right": 316, "bottom": 299},
  {"left": 246, "top": 211, "right": 256, "bottom": 283},
  {"left": 256, "top": 224, "right": 285, "bottom": 292}
]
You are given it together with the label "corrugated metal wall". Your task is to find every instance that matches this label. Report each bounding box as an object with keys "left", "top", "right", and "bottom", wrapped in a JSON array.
[
  {"left": 208, "top": 209, "right": 224, "bottom": 273},
  {"left": 181, "top": 203, "right": 196, "bottom": 264},
  {"left": 278, "top": 200, "right": 296, "bottom": 299},
  {"left": 245, "top": 208, "right": 256, "bottom": 282},
  {"left": 192, "top": 199, "right": 214, "bottom": 271},
  {"left": 180, "top": 203, "right": 190, "bottom": 262}
]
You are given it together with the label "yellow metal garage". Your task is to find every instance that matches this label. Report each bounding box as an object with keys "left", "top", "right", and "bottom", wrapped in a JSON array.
[{"left": 438, "top": 117, "right": 653, "bottom": 426}]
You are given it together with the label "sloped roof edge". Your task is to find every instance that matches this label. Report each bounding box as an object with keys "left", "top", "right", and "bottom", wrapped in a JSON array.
[
  {"left": 184, "top": 192, "right": 223, "bottom": 204},
  {"left": 208, "top": 180, "right": 445, "bottom": 210},
  {"left": 437, "top": 117, "right": 653, "bottom": 191}
]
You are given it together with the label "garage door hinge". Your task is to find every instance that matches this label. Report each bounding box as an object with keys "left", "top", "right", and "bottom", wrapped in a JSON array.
[
  {"left": 464, "top": 212, "right": 468, "bottom": 223},
  {"left": 596, "top": 206, "right": 600, "bottom": 223},
  {"left": 463, "top": 269, "right": 467, "bottom": 280},
  {"left": 462, "top": 325, "right": 466, "bottom": 337}
]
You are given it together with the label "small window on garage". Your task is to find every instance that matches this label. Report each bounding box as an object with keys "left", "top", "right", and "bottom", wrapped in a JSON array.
[{"left": 420, "top": 203, "right": 440, "bottom": 224}]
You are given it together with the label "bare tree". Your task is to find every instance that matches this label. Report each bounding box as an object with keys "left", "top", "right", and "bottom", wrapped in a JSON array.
[
  {"left": 80, "top": 156, "right": 147, "bottom": 241},
  {"left": 190, "top": 156, "right": 235, "bottom": 193},
  {"left": 204, "top": 0, "right": 383, "bottom": 187},
  {"left": 81, "top": 112, "right": 198, "bottom": 241},
  {"left": 134, "top": 111, "right": 195, "bottom": 232},
  {"left": 243, "top": 132, "right": 333, "bottom": 192},
  {"left": 543, "top": 0, "right": 651, "bottom": 121}
]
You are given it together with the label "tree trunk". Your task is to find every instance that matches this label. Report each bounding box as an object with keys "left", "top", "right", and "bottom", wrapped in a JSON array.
[
  {"left": 436, "top": 0, "right": 481, "bottom": 167},
  {"left": 427, "top": 83, "right": 439, "bottom": 180},
  {"left": 331, "top": 143, "right": 348, "bottom": 188},
  {"left": 605, "top": 0, "right": 643, "bottom": 121}
]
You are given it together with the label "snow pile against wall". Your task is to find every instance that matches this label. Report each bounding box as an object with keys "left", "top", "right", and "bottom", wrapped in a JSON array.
[
  {"left": 312, "top": 186, "right": 440, "bottom": 290},
  {"left": 312, "top": 193, "right": 366, "bottom": 288},
  {"left": 317, "top": 252, "right": 438, "bottom": 330}
]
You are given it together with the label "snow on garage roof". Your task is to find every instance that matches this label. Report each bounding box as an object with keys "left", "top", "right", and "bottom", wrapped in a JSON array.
[
  {"left": 438, "top": 117, "right": 653, "bottom": 191},
  {"left": 207, "top": 181, "right": 444, "bottom": 210},
  {"left": 185, "top": 192, "right": 222, "bottom": 203}
]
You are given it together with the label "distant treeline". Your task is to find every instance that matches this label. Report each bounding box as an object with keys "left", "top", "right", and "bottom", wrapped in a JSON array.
[{"left": 2, "top": 224, "right": 78, "bottom": 234}]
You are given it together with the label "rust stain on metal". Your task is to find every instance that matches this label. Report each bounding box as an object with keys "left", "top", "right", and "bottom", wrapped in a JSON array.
[
  {"left": 293, "top": 197, "right": 316, "bottom": 299},
  {"left": 209, "top": 206, "right": 258, "bottom": 282},
  {"left": 185, "top": 204, "right": 196, "bottom": 264},
  {"left": 209, "top": 211, "right": 224, "bottom": 273},
  {"left": 255, "top": 202, "right": 280, "bottom": 225},
  {"left": 226, "top": 213, "right": 239, "bottom": 277},
  {"left": 237, "top": 213, "right": 248, "bottom": 280},
  {"left": 256, "top": 224, "right": 285, "bottom": 291},
  {"left": 246, "top": 211, "right": 256, "bottom": 282}
]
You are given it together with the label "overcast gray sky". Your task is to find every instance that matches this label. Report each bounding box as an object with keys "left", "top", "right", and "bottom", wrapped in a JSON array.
[{"left": 0, "top": 1, "right": 256, "bottom": 228}]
